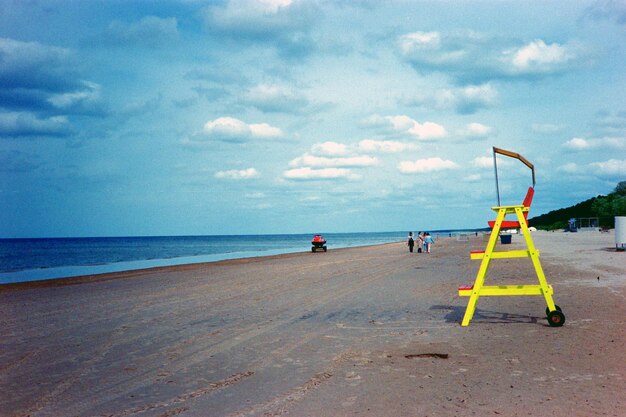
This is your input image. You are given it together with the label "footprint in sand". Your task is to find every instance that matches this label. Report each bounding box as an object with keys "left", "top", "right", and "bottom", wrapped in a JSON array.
[
  {"left": 345, "top": 371, "right": 361, "bottom": 380},
  {"left": 342, "top": 396, "right": 358, "bottom": 407}
]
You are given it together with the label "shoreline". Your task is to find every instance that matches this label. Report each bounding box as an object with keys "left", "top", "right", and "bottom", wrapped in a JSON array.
[
  {"left": 3, "top": 228, "right": 621, "bottom": 289},
  {"left": 0, "top": 241, "right": 403, "bottom": 291},
  {"left": 3, "top": 229, "right": 622, "bottom": 291},
  {"left": 0, "top": 229, "right": 483, "bottom": 285}
]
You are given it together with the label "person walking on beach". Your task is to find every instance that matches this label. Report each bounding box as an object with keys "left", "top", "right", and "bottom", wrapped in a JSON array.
[
  {"left": 424, "top": 232, "right": 435, "bottom": 253},
  {"left": 417, "top": 231, "right": 424, "bottom": 253},
  {"left": 407, "top": 232, "right": 415, "bottom": 253}
]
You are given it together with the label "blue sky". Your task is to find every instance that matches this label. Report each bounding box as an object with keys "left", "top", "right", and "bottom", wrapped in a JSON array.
[{"left": 1, "top": 0, "right": 625, "bottom": 238}]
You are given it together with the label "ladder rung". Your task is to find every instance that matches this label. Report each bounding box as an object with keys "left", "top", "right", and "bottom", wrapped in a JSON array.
[
  {"left": 458, "top": 285, "right": 474, "bottom": 296},
  {"left": 491, "top": 204, "right": 526, "bottom": 211},
  {"left": 470, "top": 250, "right": 538, "bottom": 260},
  {"left": 458, "top": 284, "right": 553, "bottom": 297}
]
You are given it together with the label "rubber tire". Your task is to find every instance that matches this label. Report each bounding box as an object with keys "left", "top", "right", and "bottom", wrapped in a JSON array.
[
  {"left": 547, "top": 310, "right": 565, "bottom": 327},
  {"left": 323, "top": 246, "right": 327, "bottom": 252},
  {"left": 311, "top": 247, "right": 315, "bottom": 253},
  {"left": 546, "top": 305, "right": 562, "bottom": 316}
]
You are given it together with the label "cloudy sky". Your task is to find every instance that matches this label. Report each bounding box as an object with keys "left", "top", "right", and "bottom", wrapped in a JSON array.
[{"left": 1, "top": 0, "right": 625, "bottom": 238}]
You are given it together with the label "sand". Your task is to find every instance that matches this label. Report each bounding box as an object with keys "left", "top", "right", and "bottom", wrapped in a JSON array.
[{"left": 0, "top": 230, "right": 624, "bottom": 416}]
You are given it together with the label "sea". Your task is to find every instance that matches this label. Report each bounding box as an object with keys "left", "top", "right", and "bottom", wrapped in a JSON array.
[{"left": 0, "top": 230, "right": 479, "bottom": 284}]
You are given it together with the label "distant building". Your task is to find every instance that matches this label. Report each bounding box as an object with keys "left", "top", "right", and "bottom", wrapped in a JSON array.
[{"left": 574, "top": 217, "right": 600, "bottom": 231}]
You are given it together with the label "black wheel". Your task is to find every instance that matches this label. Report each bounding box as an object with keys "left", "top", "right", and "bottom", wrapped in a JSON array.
[
  {"left": 546, "top": 305, "right": 562, "bottom": 316},
  {"left": 323, "top": 246, "right": 327, "bottom": 252},
  {"left": 311, "top": 247, "right": 316, "bottom": 253},
  {"left": 547, "top": 310, "right": 565, "bottom": 327}
]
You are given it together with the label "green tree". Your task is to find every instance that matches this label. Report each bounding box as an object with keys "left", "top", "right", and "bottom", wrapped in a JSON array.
[
  {"left": 613, "top": 196, "right": 626, "bottom": 215},
  {"left": 615, "top": 181, "right": 626, "bottom": 196},
  {"left": 592, "top": 195, "right": 612, "bottom": 216},
  {"left": 592, "top": 181, "right": 626, "bottom": 220},
  {"left": 531, "top": 181, "right": 625, "bottom": 230},
  {"left": 611, "top": 181, "right": 626, "bottom": 216}
]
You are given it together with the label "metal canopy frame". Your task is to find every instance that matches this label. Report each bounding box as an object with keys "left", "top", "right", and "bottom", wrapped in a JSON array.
[{"left": 493, "top": 146, "right": 536, "bottom": 206}]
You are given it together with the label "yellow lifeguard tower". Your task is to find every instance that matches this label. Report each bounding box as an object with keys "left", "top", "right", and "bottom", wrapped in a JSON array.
[{"left": 458, "top": 147, "right": 565, "bottom": 327}]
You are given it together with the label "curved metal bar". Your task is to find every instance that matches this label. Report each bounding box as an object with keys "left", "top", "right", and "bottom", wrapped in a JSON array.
[{"left": 493, "top": 146, "right": 536, "bottom": 187}]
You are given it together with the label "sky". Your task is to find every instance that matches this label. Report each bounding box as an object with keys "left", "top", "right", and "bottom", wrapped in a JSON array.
[{"left": 1, "top": 0, "right": 625, "bottom": 238}]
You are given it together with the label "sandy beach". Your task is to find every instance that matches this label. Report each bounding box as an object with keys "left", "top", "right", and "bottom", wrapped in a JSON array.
[{"left": 1, "top": 230, "right": 624, "bottom": 416}]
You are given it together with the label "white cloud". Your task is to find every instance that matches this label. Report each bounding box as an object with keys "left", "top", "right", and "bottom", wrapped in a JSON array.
[
  {"left": 203, "top": 0, "right": 317, "bottom": 58},
  {"left": 399, "top": 30, "right": 465, "bottom": 66},
  {"left": 284, "top": 139, "right": 382, "bottom": 180},
  {"left": 385, "top": 115, "right": 415, "bottom": 131},
  {"left": 589, "top": 159, "right": 626, "bottom": 175},
  {"left": 407, "top": 121, "right": 447, "bottom": 140},
  {"left": 472, "top": 156, "right": 494, "bottom": 168},
  {"left": 398, "top": 30, "right": 485, "bottom": 80},
  {"left": 0, "top": 38, "right": 107, "bottom": 137},
  {"left": 558, "top": 158, "right": 626, "bottom": 176},
  {"left": 245, "top": 83, "right": 309, "bottom": 113},
  {"left": 368, "top": 114, "right": 447, "bottom": 140},
  {"left": 398, "top": 157, "right": 459, "bottom": 174},
  {"left": 204, "top": 117, "right": 249, "bottom": 137},
  {"left": 214, "top": 0, "right": 294, "bottom": 19},
  {"left": 508, "top": 40, "right": 572, "bottom": 72},
  {"left": 202, "top": 117, "right": 283, "bottom": 142},
  {"left": 0, "top": 111, "right": 71, "bottom": 137},
  {"left": 0, "top": 37, "right": 75, "bottom": 90},
  {"left": 215, "top": 167, "right": 260, "bottom": 179},
  {"left": 398, "top": 31, "right": 583, "bottom": 83},
  {"left": 249, "top": 122, "right": 283, "bottom": 138},
  {"left": 473, "top": 150, "right": 519, "bottom": 168},
  {"left": 563, "top": 136, "right": 626, "bottom": 151},
  {"left": 461, "top": 84, "right": 498, "bottom": 103},
  {"left": 358, "top": 139, "right": 417, "bottom": 153},
  {"left": 311, "top": 141, "right": 349, "bottom": 156},
  {"left": 47, "top": 80, "right": 102, "bottom": 113},
  {"left": 463, "top": 123, "right": 492, "bottom": 138},
  {"left": 289, "top": 154, "right": 378, "bottom": 168},
  {"left": 564, "top": 137, "right": 591, "bottom": 150},
  {"left": 258, "top": 0, "right": 293, "bottom": 13},
  {"left": 409, "top": 84, "right": 497, "bottom": 114},
  {"left": 602, "top": 137, "right": 626, "bottom": 149},
  {"left": 558, "top": 162, "right": 579, "bottom": 173},
  {"left": 399, "top": 31, "right": 441, "bottom": 53},
  {"left": 282, "top": 167, "right": 357, "bottom": 180}
]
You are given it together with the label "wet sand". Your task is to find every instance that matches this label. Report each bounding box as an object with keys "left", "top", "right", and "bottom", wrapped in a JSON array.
[{"left": 1, "top": 231, "right": 624, "bottom": 416}]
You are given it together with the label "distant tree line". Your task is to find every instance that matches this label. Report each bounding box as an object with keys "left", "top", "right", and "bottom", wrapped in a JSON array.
[{"left": 529, "top": 181, "right": 626, "bottom": 230}]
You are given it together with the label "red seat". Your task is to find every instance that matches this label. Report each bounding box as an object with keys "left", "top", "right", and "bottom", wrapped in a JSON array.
[{"left": 488, "top": 187, "right": 534, "bottom": 229}]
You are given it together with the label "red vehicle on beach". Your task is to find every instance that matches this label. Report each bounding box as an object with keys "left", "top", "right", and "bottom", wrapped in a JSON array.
[{"left": 311, "top": 235, "right": 327, "bottom": 252}]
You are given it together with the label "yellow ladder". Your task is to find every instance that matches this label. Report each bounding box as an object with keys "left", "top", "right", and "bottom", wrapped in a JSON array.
[{"left": 458, "top": 203, "right": 565, "bottom": 327}]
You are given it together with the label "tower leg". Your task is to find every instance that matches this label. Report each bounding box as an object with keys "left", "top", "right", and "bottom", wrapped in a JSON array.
[
  {"left": 516, "top": 207, "right": 557, "bottom": 312},
  {"left": 460, "top": 207, "right": 505, "bottom": 326},
  {"left": 461, "top": 293, "right": 479, "bottom": 326}
]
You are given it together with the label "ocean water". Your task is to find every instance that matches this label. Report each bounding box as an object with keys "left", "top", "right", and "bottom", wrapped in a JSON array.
[{"left": 0, "top": 230, "right": 477, "bottom": 284}]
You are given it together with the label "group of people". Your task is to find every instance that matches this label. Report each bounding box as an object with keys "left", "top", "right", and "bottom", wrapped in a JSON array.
[{"left": 407, "top": 231, "right": 434, "bottom": 253}]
